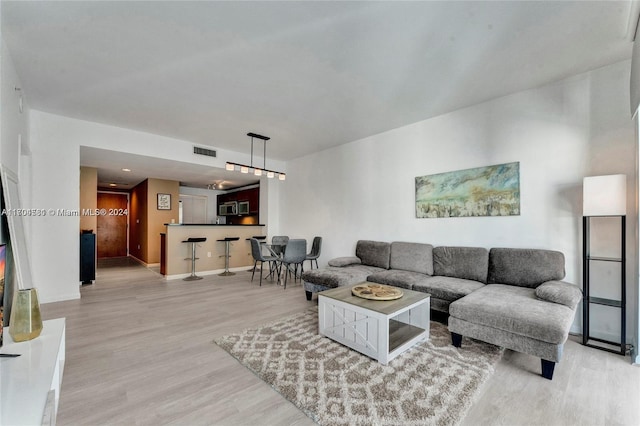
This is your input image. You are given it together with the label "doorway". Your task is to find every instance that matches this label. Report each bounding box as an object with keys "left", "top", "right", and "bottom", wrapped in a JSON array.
[{"left": 97, "top": 192, "right": 129, "bottom": 258}]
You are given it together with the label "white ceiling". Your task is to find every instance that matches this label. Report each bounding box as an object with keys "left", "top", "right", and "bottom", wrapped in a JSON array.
[
  {"left": 80, "top": 146, "right": 259, "bottom": 191},
  {"left": 2, "top": 1, "right": 636, "bottom": 187}
]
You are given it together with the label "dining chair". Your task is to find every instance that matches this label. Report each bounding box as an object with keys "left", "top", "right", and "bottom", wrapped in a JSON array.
[
  {"left": 249, "top": 238, "right": 277, "bottom": 286},
  {"left": 305, "top": 236, "right": 322, "bottom": 270},
  {"left": 271, "top": 235, "right": 289, "bottom": 256},
  {"left": 280, "top": 239, "right": 306, "bottom": 289}
]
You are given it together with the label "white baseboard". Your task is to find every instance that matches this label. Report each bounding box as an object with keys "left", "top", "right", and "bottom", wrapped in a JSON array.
[
  {"left": 40, "top": 291, "right": 81, "bottom": 304},
  {"left": 165, "top": 266, "right": 252, "bottom": 281}
]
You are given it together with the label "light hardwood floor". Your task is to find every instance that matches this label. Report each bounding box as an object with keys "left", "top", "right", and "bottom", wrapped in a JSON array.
[{"left": 40, "top": 258, "right": 640, "bottom": 425}]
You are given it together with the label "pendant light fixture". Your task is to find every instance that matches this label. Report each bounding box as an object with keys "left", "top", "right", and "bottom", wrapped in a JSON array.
[{"left": 225, "top": 133, "right": 286, "bottom": 180}]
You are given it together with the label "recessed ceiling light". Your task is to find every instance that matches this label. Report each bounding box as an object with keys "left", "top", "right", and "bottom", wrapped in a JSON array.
[{"left": 122, "top": 168, "right": 131, "bottom": 172}]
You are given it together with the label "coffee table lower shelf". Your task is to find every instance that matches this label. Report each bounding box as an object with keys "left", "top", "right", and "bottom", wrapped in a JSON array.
[
  {"left": 318, "top": 285, "right": 430, "bottom": 365},
  {"left": 389, "top": 319, "right": 425, "bottom": 352}
]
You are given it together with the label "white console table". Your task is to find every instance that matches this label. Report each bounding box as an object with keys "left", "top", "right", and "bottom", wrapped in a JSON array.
[{"left": 1, "top": 318, "right": 66, "bottom": 425}]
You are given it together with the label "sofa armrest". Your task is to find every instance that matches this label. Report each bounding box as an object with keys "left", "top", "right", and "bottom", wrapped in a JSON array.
[
  {"left": 328, "top": 256, "right": 362, "bottom": 267},
  {"left": 535, "top": 280, "right": 582, "bottom": 310}
]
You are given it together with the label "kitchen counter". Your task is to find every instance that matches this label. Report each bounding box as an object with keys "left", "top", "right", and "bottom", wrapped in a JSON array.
[
  {"left": 162, "top": 224, "right": 267, "bottom": 278},
  {"left": 165, "top": 223, "right": 265, "bottom": 226}
]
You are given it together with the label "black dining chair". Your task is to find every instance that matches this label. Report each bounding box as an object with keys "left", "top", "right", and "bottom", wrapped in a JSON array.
[
  {"left": 280, "top": 239, "right": 306, "bottom": 289},
  {"left": 305, "top": 236, "right": 322, "bottom": 270},
  {"left": 249, "top": 238, "right": 277, "bottom": 286}
]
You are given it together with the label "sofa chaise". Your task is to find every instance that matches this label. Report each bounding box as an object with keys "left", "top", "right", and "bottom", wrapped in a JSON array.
[{"left": 301, "top": 240, "right": 582, "bottom": 380}]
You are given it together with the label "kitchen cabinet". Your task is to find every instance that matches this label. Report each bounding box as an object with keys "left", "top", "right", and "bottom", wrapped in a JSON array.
[
  {"left": 248, "top": 187, "right": 259, "bottom": 213},
  {"left": 217, "top": 187, "right": 260, "bottom": 219}
]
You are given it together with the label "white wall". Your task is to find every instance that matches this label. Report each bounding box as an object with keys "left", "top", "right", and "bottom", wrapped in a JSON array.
[
  {"left": 631, "top": 33, "right": 640, "bottom": 115},
  {"left": 1, "top": 40, "right": 32, "bottom": 296},
  {"left": 1, "top": 40, "right": 31, "bottom": 214},
  {"left": 281, "top": 60, "right": 636, "bottom": 339},
  {"left": 179, "top": 186, "right": 222, "bottom": 224},
  {"left": 0, "top": 41, "right": 29, "bottom": 176},
  {"left": 27, "top": 112, "right": 284, "bottom": 303}
]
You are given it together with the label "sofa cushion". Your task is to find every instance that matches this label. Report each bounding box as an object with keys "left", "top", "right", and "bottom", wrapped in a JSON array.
[
  {"left": 488, "top": 248, "right": 565, "bottom": 288},
  {"left": 355, "top": 240, "right": 391, "bottom": 269},
  {"left": 433, "top": 246, "right": 489, "bottom": 283},
  {"left": 328, "top": 256, "right": 361, "bottom": 267},
  {"left": 412, "top": 276, "right": 485, "bottom": 302},
  {"left": 429, "top": 298, "right": 451, "bottom": 313},
  {"left": 367, "top": 270, "right": 430, "bottom": 290},
  {"left": 535, "top": 281, "right": 582, "bottom": 309},
  {"left": 449, "top": 284, "right": 576, "bottom": 344},
  {"left": 390, "top": 241, "right": 433, "bottom": 275},
  {"left": 301, "top": 265, "right": 384, "bottom": 289}
]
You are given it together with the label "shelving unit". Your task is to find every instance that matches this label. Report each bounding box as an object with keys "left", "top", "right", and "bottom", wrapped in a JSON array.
[{"left": 582, "top": 215, "right": 626, "bottom": 355}]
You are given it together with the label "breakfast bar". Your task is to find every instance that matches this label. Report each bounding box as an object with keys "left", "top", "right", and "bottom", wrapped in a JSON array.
[{"left": 162, "top": 224, "right": 266, "bottom": 279}]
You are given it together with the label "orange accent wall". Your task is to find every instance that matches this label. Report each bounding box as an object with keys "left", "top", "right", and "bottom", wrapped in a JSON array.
[
  {"left": 126, "top": 178, "right": 180, "bottom": 264},
  {"left": 79, "top": 167, "right": 97, "bottom": 232},
  {"left": 146, "top": 178, "right": 179, "bottom": 263}
]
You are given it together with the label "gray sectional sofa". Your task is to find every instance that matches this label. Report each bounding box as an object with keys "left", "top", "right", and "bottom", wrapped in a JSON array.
[{"left": 301, "top": 240, "right": 582, "bottom": 380}]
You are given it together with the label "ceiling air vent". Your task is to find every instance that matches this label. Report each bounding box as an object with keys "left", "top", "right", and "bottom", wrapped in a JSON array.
[{"left": 193, "top": 146, "right": 217, "bottom": 158}]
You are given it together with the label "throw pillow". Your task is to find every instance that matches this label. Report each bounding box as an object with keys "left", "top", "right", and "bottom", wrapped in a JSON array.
[
  {"left": 328, "top": 256, "right": 362, "bottom": 267},
  {"left": 535, "top": 281, "right": 582, "bottom": 309}
]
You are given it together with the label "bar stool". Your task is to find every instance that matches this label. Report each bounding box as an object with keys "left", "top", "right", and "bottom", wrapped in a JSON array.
[
  {"left": 218, "top": 237, "right": 240, "bottom": 276},
  {"left": 183, "top": 237, "right": 206, "bottom": 281},
  {"left": 244, "top": 236, "right": 267, "bottom": 244}
]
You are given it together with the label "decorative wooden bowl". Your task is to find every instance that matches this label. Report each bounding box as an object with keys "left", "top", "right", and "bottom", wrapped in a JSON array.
[{"left": 351, "top": 283, "right": 404, "bottom": 301}]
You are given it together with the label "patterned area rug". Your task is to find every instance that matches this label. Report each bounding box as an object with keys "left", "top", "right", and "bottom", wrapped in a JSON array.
[{"left": 215, "top": 309, "right": 503, "bottom": 426}]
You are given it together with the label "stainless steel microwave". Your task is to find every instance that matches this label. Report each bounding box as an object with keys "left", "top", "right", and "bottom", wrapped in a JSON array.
[{"left": 219, "top": 201, "right": 237, "bottom": 216}]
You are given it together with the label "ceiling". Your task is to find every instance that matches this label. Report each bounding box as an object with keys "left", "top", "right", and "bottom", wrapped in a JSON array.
[
  {"left": 80, "top": 147, "right": 258, "bottom": 191},
  {"left": 2, "top": 1, "right": 636, "bottom": 188}
]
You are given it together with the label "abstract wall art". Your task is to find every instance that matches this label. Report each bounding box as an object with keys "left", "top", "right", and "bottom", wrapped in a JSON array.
[{"left": 415, "top": 162, "right": 520, "bottom": 218}]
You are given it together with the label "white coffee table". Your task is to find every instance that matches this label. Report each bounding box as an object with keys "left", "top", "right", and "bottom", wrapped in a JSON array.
[{"left": 318, "top": 283, "right": 430, "bottom": 365}]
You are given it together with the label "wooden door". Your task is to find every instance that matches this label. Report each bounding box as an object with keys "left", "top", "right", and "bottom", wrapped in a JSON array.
[{"left": 97, "top": 192, "right": 128, "bottom": 258}]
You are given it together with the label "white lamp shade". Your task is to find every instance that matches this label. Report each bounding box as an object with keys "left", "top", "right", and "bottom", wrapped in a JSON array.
[{"left": 583, "top": 174, "right": 626, "bottom": 216}]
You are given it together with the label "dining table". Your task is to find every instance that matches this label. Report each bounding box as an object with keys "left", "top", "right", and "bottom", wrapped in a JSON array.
[
  {"left": 263, "top": 243, "right": 293, "bottom": 285},
  {"left": 264, "top": 242, "right": 287, "bottom": 284}
]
